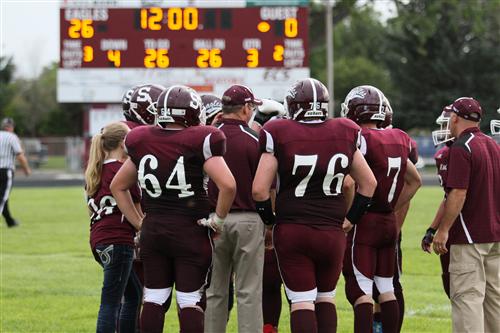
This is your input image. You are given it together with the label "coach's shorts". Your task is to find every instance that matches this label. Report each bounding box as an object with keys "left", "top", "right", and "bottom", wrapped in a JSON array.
[
  {"left": 140, "top": 215, "right": 213, "bottom": 293},
  {"left": 273, "top": 223, "right": 345, "bottom": 301}
]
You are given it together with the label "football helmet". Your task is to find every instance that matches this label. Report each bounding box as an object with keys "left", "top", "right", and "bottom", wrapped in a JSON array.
[
  {"left": 340, "top": 85, "right": 387, "bottom": 124},
  {"left": 432, "top": 104, "right": 454, "bottom": 146},
  {"left": 490, "top": 107, "right": 500, "bottom": 136},
  {"left": 379, "top": 95, "right": 393, "bottom": 129},
  {"left": 284, "top": 78, "right": 329, "bottom": 121},
  {"left": 157, "top": 85, "right": 205, "bottom": 128},
  {"left": 122, "top": 85, "right": 139, "bottom": 121},
  {"left": 201, "top": 94, "right": 222, "bottom": 123},
  {"left": 129, "top": 84, "right": 166, "bottom": 125}
]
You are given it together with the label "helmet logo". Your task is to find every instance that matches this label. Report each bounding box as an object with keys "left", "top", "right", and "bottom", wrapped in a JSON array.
[{"left": 345, "top": 87, "right": 366, "bottom": 102}]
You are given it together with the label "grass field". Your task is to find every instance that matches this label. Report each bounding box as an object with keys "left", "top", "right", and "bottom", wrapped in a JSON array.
[{"left": 0, "top": 186, "right": 451, "bottom": 332}]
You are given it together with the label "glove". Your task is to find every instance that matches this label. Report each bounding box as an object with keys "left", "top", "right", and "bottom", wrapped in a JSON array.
[
  {"left": 421, "top": 228, "right": 436, "bottom": 253},
  {"left": 253, "top": 99, "right": 286, "bottom": 127},
  {"left": 197, "top": 214, "right": 225, "bottom": 233}
]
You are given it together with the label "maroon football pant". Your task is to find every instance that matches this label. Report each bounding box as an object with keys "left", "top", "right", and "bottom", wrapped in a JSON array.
[
  {"left": 273, "top": 223, "right": 346, "bottom": 299},
  {"left": 343, "top": 211, "right": 398, "bottom": 305}
]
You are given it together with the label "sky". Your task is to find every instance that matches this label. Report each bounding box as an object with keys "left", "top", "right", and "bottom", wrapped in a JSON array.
[{"left": 0, "top": 0, "right": 395, "bottom": 78}]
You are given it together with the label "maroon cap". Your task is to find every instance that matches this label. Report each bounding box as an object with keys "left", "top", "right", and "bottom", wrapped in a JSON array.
[
  {"left": 452, "top": 97, "right": 482, "bottom": 122},
  {"left": 222, "top": 85, "right": 262, "bottom": 106}
]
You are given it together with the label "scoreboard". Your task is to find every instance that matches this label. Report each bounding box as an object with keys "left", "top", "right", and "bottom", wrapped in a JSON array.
[{"left": 58, "top": 0, "right": 310, "bottom": 103}]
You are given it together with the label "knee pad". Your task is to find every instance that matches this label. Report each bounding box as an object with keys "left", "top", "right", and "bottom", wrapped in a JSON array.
[
  {"left": 143, "top": 287, "right": 172, "bottom": 306},
  {"left": 284, "top": 286, "right": 317, "bottom": 304},
  {"left": 317, "top": 289, "right": 336, "bottom": 300},
  {"left": 374, "top": 276, "right": 394, "bottom": 294},
  {"left": 176, "top": 289, "right": 203, "bottom": 309}
]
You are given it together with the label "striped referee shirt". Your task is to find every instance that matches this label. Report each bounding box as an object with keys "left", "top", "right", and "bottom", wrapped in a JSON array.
[{"left": 0, "top": 130, "right": 22, "bottom": 169}]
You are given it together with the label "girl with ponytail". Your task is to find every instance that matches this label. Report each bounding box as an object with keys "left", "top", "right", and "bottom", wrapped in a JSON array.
[{"left": 85, "top": 122, "right": 143, "bottom": 333}]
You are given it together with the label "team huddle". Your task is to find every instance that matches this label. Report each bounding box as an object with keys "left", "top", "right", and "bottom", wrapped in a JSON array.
[{"left": 84, "top": 78, "right": 500, "bottom": 333}]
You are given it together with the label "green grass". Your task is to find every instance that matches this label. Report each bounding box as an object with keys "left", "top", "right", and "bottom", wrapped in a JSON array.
[
  {"left": 39, "top": 156, "right": 66, "bottom": 170},
  {"left": 0, "top": 187, "right": 451, "bottom": 332}
]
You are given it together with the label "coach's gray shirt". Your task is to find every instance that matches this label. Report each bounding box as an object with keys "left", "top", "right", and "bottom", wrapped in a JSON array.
[{"left": 0, "top": 131, "right": 22, "bottom": 169}]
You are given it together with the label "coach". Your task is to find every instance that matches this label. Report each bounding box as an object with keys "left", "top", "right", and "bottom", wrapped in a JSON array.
[
  {"left": 433, "top": 98, "right": 500, "bottom": 333},
  {"left": 0, "top": 118, "right": 31, "bottom": 227},
  {"left": 205, "top": 85, "right": 264, "bottom": 333}
]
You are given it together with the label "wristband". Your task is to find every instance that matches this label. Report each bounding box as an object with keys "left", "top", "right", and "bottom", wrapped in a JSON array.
[
  {"left": 255, "top": 199, "right": 275, "bottom": 225},
  {"left": 425, "top": 227, "right": 436, "bottom": 236},
  {"left": 346, "top": 193, "right": 372, "bottom": 224},
  {"left": 254, "top": 111, "right": 278, "bottom": 127}
]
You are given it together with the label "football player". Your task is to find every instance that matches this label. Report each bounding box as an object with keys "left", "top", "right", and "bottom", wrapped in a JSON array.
[
  {"left": 201, "top": 94, "right": 223, "bottom": 125},
  {"left": 124, "top": 83, "right": 166, "bottom": 128},
  {"left": 341, "top": 85, "right": 421, "bottom": 333},
  {"left": 372, "top": 96, "right": 420, "bottom": 333},
  {"left": 110, "top": 85, "right": 236, "bottom": 333},
  {"left": 253, "top": 78, "right": 377, "bottom": 333},
  {"left": 421, "top": 104, "right": 454, "bottom": 298},
  {"left": 491, "top": 107, "right": 500, "bottom": 136}
]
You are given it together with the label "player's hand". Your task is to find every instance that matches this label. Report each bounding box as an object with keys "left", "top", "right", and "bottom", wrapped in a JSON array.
[
  {"left": 342, "top": 219, "right": 353, "bottom": 233},
  {"left": 264, "top": 227, "right": 273, "bottom": 250},
  {"left": 197, "top": 214, "right": 225, "bottom": 234},
  {"left": 210, "top": 112, "right": 223, "bottom": 126},
  {"left": 421, "top": 228, "right": 436, "bottom": 253},
  {"left": 24, "top": 167, "right": 32, "bottom": 176},
  {"left": 433, "top": 229, "right": 448, "bottom": 255}
]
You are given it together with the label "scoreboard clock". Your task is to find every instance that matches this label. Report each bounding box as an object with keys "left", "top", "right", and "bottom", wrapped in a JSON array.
[{"left": 58, "top": 0, "right": 310, "bottom": 103}]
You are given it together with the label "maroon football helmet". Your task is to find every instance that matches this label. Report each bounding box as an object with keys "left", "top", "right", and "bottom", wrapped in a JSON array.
[
  {"left": 122, "top": 85, "right": 139, "bottom": 121},
  {"left": 379, "top": 95, "right": 393, "bottom": 128},
  {"left": 341, "top": 85, "right": 387, "bottom": 124},
  {"left": 129, "top": 84, "right": 165, "bottom": 125},
  {"left": 201, "top": 94, "right": 222, "bottom": 123},
  {"left": 156, "top": 85, "right": 205, "bottom": 128},
  {"left": 285, "top": 78, "right": 329, "bottom": 121}
]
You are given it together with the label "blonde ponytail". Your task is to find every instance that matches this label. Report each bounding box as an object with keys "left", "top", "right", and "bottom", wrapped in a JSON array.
[{"left": 84, "top": 122, "right": 129, "bottom": 197}]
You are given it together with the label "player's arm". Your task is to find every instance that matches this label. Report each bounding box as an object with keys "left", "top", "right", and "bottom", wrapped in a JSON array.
[
  {"left": 344, "top": 149, "right": 377, "bottom": 232},
  {"left": 433, "top": 189, "right": 467, "bottom": 255},
  {"left": 343, "top": 174, "right": 355, "bottom": 211},
  {"left": 393, "top": 160, "right": 421, "bottom": 212},
  {"left": 421, "top": 198, "right": 445, "bottom": 253},
  {"left": 203, "top": 156, "right": 236, "bottom": 222},
  {"left": 252, "top": 153, "right": 278, "bottom": 225},
  {"left": 110, "top": 158, "right": 143, "bottom": 231}
]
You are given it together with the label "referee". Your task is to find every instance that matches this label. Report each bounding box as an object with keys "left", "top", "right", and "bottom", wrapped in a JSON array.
[{"left": 0, "top": 118, "right": 31, "bottom": 227}]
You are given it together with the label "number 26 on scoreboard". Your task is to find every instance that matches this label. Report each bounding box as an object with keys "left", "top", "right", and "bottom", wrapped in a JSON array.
[
  {"left": 144, "top": 49, "right": 170, "bottom": 68},
  {"left": 196, "top": 49, "right": 222, "bottom": 68}
]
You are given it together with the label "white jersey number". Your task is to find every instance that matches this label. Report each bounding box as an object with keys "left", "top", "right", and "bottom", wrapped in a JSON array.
[
  {"left": 88, "top": 195, "right": 117, "bottom": 222},
  {"left": 386, "top": 157, "right": 402, "bottom": 203},
  {"left": 138, "top": 154, "right": 194, "bottom": 198},
  {"left": 292, "top": 153, "right": 348, "bottom": 197}
]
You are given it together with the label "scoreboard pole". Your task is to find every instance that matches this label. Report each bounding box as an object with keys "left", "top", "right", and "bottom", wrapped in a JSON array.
[{"left": 326, "top": 1, "right": 334, "bottom": 118}]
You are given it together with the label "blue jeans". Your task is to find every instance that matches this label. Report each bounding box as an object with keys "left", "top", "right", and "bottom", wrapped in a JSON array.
[{"left": 93, "top": 244, "right": 142, "bottom": 333}]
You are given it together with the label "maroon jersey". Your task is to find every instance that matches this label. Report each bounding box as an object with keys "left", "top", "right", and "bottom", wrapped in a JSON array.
[
  {"left": 360, "top": 128, "right": 412, "bottom": 213},
  {"left": 446, "top": 127, "right": 500, "bottom": 244},
  {"left": 409, "top": 138, "right": 419, "bottom": 164},
  {"left": 88, "top": 160, "right": 141, "bottom": 249},
  {"left": 259, "top": 118, "right": 360, "bottom": 228},
  {"left": 208, "top": 118, "right": 259, "bottom": 211},
  {"left": 122, "top": 120, "right": 142, "bottom": 130},
  {"left": 125, "top": 125, "right": 226, "bottom": 219},
  {"left": 434, "top": 144, "right": 451, "bottom": 191}
]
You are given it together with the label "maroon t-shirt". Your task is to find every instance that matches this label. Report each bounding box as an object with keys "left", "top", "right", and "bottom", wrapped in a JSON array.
[
  {"left": 259, "top": 118, "right": 360, "bottom": 229},
  {"left": 208, "top": 118, "right": 259, "bottom": 211},
  {"left": 88, "top": 160, "right": 141, "bottom": 249},
  {"left": 446, "top": 127, "right": 500, "bottom": 244},
  {"left": 126, "top": 125, "right": 226, "bottom": 219},
  {"left": 360, "top": 128, "right": 411, "bottom": 213},
  {"left": 434, "top": 144, "right": 451, "bottom": 192}
]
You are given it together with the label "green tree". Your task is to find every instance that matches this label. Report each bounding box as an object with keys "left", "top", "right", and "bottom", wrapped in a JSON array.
[
  {"left": 385, "top": 0, "right": 500, "bottom": 130},
  {"left": 0, "top": 57, "right": 16, "bottom": 120}
]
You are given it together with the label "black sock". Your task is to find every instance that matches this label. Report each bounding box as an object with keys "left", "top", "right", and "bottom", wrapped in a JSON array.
[
  {"left": 140, "top": 302, "right": 165, "bottom": 333},
  {"left": 381, "top": 300, "right": 399, "bottom": 333},
  {"left": 394, "top": 290, "right": 404, "bottom": 332},
  {"left": 179, "top": 307, "right": 204, "bottom": 333},
  {"left": 315, "top": 302, "right": 336, "bottom": 333},
  {"left": 354, "top": 303, "right": 373, "bottom": 333},
  {"left": 291, "top": 309, "right": 317, "bottom": 333}
]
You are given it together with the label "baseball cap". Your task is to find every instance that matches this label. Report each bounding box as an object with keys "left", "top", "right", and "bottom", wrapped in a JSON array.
[
  {"left": 1, "top": 117, "right": 14, "bottom": 128},
  {"left": 451, "top": 97, "right": 482, "bottom": 122},
  {"left": 221, "top": 85, "right": 262, "bottom": 106}
]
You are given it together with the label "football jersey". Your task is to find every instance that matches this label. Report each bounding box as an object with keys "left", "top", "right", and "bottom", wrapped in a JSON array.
[
  {"left": 260, "top": 118, "right": 360, "bottom": 228},
  {"left": 126, "top": 125, "right": 226, "bottom": 219},
  {"left": 122, "top": 120, "right": 142, "bottom": 130},
  {"left": 359, "top": 128, "right": 412, "bottom": 213},
  {"left": 88, "top": 160, "right": 141, "bottom": 249},
  {"left": 446, "top": 127, "right": 500, "bottom": 244},
  {"left": 434, "top": 144, "right": 451, "bottom": 192}
]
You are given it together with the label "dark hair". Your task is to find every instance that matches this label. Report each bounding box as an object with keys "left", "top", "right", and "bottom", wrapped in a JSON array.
[{"left": 222, "top": 104, "right": 245, "bottom": 114}]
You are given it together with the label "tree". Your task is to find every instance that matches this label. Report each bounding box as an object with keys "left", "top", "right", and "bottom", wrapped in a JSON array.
[
  {"left": 385, "top": 0, "right": 500, "bottom": 131},
  {"left": 0, "top": 57, "right": 16, "bottom": 120}
]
